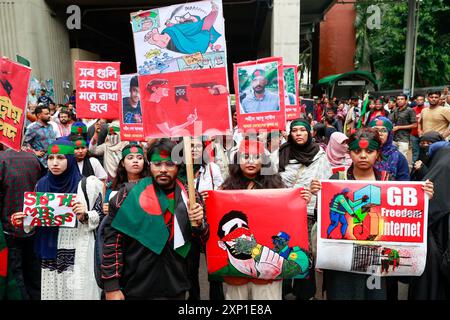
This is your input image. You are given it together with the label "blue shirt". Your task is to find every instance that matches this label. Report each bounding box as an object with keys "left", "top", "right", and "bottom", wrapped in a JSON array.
[
  {"left": 241, "top": 90, "right": 280, "bottom": 114},
  {"left": 24, "top": 121, "right": 57, "bottom": 167}
]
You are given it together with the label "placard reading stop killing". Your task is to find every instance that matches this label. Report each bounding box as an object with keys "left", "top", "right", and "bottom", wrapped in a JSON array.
[
  {"left": 23, "top": 192, "right": 78, "bottom": 228},
  {"left": 317, "top": 180, "right": 428, "bottom": 277}
]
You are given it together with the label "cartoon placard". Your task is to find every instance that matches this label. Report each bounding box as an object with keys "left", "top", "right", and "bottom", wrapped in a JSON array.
[
  {"left": 120, "top": 74, "right": 144, "bottom": 141},
  {"left": 131, "top": 0, "right": 230, "bottom": 138},
  {"left": 234, "top": 57, "right": 286, "bottom": 132},
  {"left": 206, "top": 188, "right": 312, "bottom": 280},
  {"left": 0, "top": 57, "right": 31, "bottom": 151},
  {"left": 283, "top": 65, "right": 300, "bottom": 120},
  {"left": 317, "top": 180, "right": 428, "bottom": 276},
  {"left": 23, "top": 192, "right": 77, "bottom": 228},
  {"left": 139, "top": 67, "right": 229, "bottom": 138},
  {"left": 75, "top": 61, "right": 122, "bottom": 119},
  {"left": 131, "top": 0, "right": 227, "bottom": 75}
]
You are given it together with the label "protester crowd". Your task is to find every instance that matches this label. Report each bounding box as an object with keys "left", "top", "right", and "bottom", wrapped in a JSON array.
[{"left": 1, "top": 87, "right": 450, "bottom": 301}]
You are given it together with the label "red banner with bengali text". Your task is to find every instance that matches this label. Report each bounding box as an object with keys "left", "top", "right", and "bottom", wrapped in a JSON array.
[
  {"left": 75, "top": 61, "right": 121, "bottom": 119},
  {"left": 0, "top": 57, "right": 31, "bottom": 151}
]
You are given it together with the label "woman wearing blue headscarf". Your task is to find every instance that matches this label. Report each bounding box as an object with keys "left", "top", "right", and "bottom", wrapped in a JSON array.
[
  {"left": 367, "top": 117, "right": 410, "bottom": 181},
  {"left": 13, "top": 139, "right": 104, "bottom": 300}
]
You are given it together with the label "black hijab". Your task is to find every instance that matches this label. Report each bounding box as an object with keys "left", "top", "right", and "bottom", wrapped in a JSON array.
[
  {"left": 279, "top": 118, "right": 320, "bottom": 171},
  {"left": 418, "top": 131, "right": 444, "bottom": 164}
]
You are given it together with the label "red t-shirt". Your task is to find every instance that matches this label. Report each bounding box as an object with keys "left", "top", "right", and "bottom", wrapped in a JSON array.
[{"left": 411, "top": 105, "right": 425, "bottom": 137}]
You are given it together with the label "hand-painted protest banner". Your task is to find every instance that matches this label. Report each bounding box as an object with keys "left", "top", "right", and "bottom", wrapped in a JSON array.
[
  {"left": 317, "top": 180, "right": 428, "bottom": 276},
  {"left": 0, "top": 57, "right": 31, "bottom": 151},
  {"left": 206, "top": 188, "right": 312, "bottom": 280},
  {"left": 75, "top": 61, "right": 121, "bottom": 119},
  {"left": 23, "top": 192, "right": 78, "bottom": 228},
  {"left": 283, "top": 65, "right": 300, "bottom": 120},
  {"left": 131, "top": 0, "right": 230, "bottom": 138},
  {"left": 120, "top": 74, "right": 144, "bottom": 141},
  {"left": 234, "top": 57, "right": 286, "bottom": 132}
]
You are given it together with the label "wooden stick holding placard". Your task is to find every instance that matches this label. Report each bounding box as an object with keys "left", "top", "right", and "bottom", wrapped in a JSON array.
[{"left": 183, "top": 136, "right": 199, "bottom": 227}]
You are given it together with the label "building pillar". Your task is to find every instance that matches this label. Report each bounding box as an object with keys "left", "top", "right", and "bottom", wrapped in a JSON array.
[{"left": 271, "top": 0, "right": 300, "bottom": 65}]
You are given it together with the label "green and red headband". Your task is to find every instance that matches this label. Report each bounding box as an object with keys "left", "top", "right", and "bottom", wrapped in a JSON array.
[
  {"left": 71, "top": 123, "right": 87, "bottom": 135},
  {"left": 108, "top": 125, "right": 120, "bottom": 134},
  {"left": 348, "top": 138, "right": 380, "bottom": 151},
  {"left": 122, "top": 145, "right": 144, "bottom": 158},
  {"left": 368, "top": 119, "right": 393, "bottom": 131},
  {"left": 150, "top": 149, "right": 172, "bottom": 162},
  {"left": 47, "top": 142, "right": 75, "bottom": 155},
  {"left": 239, "top": 140, "right": 265, "bottom": 155},
  {"left": 73, "top": 139, "right": 87, "bottom": 148},
  {"left": 290, "top": 120, "right": 311, "bottom": 132}
]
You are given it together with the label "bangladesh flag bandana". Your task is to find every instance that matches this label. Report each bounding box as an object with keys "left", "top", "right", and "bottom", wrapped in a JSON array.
[{"left": 112, "top": 177, "right": 192, "bottom": 257}]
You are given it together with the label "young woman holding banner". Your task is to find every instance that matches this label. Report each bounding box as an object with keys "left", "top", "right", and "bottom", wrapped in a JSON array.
[
  {"left": 214, "top": 138, "right": 311, "bottom": 300},
  {"left": 310, "top": 128, "right": 434, "bottom": 300},
  {"left": 278, "top": 118, "right": 332, "bottom": 300},
  {"left": 11, "top": 139, "right": 104, "bottom": 300}
]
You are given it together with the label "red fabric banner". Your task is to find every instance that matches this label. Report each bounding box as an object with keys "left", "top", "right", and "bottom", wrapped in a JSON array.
[
  {"left": 75, "top": 61, "right": 121, "bottom": 119},
  {"left": 0, "top": 57, "right": 31, "bottom": 151},
  {"left": 139, "top": 68, "right": 230, "bottom": 138},
  {"left": 205, "top": 188, "right": 311, "bottom": 280}
]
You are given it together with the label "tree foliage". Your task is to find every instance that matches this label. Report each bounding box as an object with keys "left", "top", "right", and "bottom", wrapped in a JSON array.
[{"left": 355, "top": 0, "right": 450, "bottom": 90}]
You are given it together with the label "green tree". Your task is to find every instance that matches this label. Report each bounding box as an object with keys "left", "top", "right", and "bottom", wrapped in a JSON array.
[{"left": 354, "top": 0, "right": 450, "bottom": 90}]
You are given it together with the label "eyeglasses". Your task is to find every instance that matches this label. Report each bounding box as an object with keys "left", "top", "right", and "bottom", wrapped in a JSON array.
[{"left": 150, "top": 161, "right": 178, "bottom": 169}]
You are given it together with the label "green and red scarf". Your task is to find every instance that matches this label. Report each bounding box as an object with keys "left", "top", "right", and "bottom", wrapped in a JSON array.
[
  {"left": 111, "top": 177, "right": 192, "bottom": 257},
  {"left": 0, "top": 223, "right": 22, "bottom": 299}
]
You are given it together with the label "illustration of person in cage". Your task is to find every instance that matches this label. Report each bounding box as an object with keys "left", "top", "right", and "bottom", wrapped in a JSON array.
[{"left": 327, "top": 188, "right": 369, "bottom": 239}]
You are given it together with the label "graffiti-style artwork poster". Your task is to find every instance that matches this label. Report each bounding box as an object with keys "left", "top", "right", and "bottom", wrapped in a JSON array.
[
  {"left": 131, "top": 1, "right": 230, "bottom": 138},
  {"left": 317, "top": 180, "right": 428, "bottom": 276},
  {"left": 0, "top": 57, "right": 31, "bottom": 151},
  {"left": 234, "top": 57, "right": 286, "bottom": 132},
  {"left": 120, "top": 74, "right": 144, "bottom": 141},
  {"left": 75, "top": 61, "right": 121, "bottom": 119},
  {"left": 206, "top": 188, "right": 312, "bottom": 280},
  {"left": 283, "top": 65, "right": 299, "bottom": 120},
  {"left": 23, "top": 192, "right": 77, "bottom": 228},
  {"left": 131, "top": 1, "right": 226, "bottom": 75}
]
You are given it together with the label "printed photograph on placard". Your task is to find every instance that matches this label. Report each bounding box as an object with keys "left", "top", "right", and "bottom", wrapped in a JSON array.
[
  {"left": 120, "top": 74, "right": 145, "bottom": 141},
  {"left": 131, "top": 0, "right": 227, "bottom": 75},
  {"left": 236, "top": 61, "right": 281, "bottom": 114}
]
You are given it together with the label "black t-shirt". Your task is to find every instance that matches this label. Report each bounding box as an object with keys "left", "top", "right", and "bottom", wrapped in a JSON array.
[{"left": 388, "top": 106, "right": 417, "bottom": 142}]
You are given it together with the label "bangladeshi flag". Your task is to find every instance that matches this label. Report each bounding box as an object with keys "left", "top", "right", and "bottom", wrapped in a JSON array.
[
  {"left": 0, "top": 223, "right": 21, "bottom": 299},
  {"left": 111, "top": 177, "right": 191, "bottom": 257}
]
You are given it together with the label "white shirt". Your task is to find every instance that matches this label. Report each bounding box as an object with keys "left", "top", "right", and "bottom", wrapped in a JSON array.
[
  {"left": 77, "top": 157, "right": 108, "bottom": 181},
  {"left": 194, "top": 163, "right": 224, "bottom": 192}
]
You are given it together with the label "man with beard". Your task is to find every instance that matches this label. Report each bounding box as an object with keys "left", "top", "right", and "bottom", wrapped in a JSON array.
[
  {"left": 101, "top": 138, "right": 209, "bottom": 299},
  {"left": 51, "top": 110, "right": 73, "bottom": 138},
  {"left": 419, "top": 90, "right": 450, "bottom": 138},
  {"left": 23, "top": 105, "right": 57, "bottom": 168},
  {"left": 241, "top": 69, "right": 280, "bottom": 114}
]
